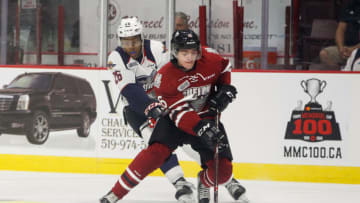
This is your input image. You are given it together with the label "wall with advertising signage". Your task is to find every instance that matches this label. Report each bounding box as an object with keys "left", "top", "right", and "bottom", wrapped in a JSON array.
[
  {"left": 0, "top": 66, "right": 145, "bottom": 159},
  {"left": 0, "top": 66, "right": 359, "bottom": 184},
  {"left": 78, "top": 0, "right": 289, "bottom": 68},
  {"left": 225, "top": 71, "right": 360, "bottom": 166}
]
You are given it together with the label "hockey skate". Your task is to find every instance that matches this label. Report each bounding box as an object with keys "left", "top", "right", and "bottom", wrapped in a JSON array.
[
  {"left": 174, "top": 177, "right": 196, "bottom": 203},
  {"left": 100, "top": 191, "right": 119, "bottom": 203},
  {"left": 197, "top": 173, "right": 210, "bottom": 203},
  {"left": 225, "top": 178, "right": 249, "bottom": 202}
]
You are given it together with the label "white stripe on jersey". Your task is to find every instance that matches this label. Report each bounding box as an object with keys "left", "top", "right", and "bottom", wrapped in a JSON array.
[
  {"left": 221, "top": 61, "right": 232, "bottom": 74},
  {"left": 175, "top": 109, "right": 194, "bottom": 127},
  {"left": 169, "top": 103, "right": 189, "bottom": 119}
]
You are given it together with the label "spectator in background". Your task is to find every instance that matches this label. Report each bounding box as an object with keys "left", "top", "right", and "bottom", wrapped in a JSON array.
[
  {"left": 343, "top": 47, "right": 360, "bottom": 70},
  {"left": 319, "top": 0, "right": 360, "bottom": 70},
  {"left": 175, "top": 12, "right": 189, "bottom": 31}
]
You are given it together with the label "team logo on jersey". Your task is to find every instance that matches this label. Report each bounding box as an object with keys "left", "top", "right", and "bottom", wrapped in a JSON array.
[
  {"left": 285, "top": 78, "right": 341, "bottom": 142},
  {"left": 183, "top": 85, "right": 211, "bottom": 98},
  {"left": 177, "top": 80, "right": 190, "bottom": 92},
  {"left": 147, "top": 63, "right": 156, "bottom": 69},
  {"left": 179, "top": 73, "right": 215, "bottom": 83},
  {"left": 128, "top": 62, "right": 139, "bottom": 69},
  {"left": 107, "top": 61, "right": 116, "bottom": 70}
]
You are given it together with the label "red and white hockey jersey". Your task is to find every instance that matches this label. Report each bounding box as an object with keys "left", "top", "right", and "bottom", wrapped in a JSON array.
[{"left": 153, "top": 47, "right": 232, "bottom": 136}]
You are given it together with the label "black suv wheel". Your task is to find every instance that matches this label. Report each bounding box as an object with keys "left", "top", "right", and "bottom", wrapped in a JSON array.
[
  {"left": 26, "top": 110, "right": 50, "bottom": 144},
  {"left": 77, "top": 112, "right": 90, "bottom": 137}
]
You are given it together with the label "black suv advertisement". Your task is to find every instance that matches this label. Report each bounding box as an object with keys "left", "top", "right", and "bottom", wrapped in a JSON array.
[
  {"left": 0, "top": 72, "right": 97, "bottom": 144},
  {"left": 0, "top": 68, "right": 100, "bottom": 153},
  {"left": 0, "top": 67, "right": 144, "bottom": 159}
]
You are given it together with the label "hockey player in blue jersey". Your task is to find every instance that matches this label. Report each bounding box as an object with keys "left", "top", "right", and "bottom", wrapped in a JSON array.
[{"left": 100, "top": 16, "right": 195, "bottom": 203}]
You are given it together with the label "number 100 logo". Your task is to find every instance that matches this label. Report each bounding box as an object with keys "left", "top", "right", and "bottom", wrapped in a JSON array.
[{"left": 285, "top": 111, "right": 341, "bottom": 142}]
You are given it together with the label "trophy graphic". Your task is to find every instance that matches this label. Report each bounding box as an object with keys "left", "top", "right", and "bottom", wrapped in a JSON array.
[
  {"left": 301, "top": 78, "right": 326, "bottom": 111},
  {"left": 285, "top": 78, "right": 341, "bottom": 142}
]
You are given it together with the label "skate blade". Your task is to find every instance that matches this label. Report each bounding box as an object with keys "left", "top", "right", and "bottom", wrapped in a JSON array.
[{"left": 238, "top": 193, "right": 250, "bottom": 203}]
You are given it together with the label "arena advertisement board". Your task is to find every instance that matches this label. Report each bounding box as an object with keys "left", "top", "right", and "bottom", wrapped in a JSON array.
[
  {"left": 1, "top": 67, "right": 359, "bottom": 166},
  {"left": 0, "top": 68, "right": 94, "bottom": 156},
  {"left": 1, "top": 67, "right": 359, "bottom": 183},
  {"left": 224, "top": 71, "right": 360, "bottom": 167},
  {"left": 0, "top": 67, "right": 146, "bottom": 159}
]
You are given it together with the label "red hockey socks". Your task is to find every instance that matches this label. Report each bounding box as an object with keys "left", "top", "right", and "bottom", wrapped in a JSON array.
[
  {"left": 111, "top": 143, "right": 172, "bottom": 199},
  {"left": 199, "top": 158, "right": 233, "bottom": 187}
]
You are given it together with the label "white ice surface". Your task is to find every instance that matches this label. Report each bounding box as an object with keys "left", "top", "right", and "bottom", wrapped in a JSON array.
[{"left": 0, "top": 171, "right": 360, "bottom": 203}]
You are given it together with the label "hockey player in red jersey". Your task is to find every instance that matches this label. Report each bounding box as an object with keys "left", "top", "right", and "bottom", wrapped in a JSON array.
[
  {"left": 154, "top": 30, "right": 248, "bottom": 203},
  {"left": 100, "top": 29, "right": 248, "bottom": 203}
]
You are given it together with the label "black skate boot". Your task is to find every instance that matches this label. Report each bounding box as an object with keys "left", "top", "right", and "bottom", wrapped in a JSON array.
[
  {"left": 197, "top": 172, "right": 210, "bottom": 203},
  {"left": 225, "top": 178, "right": 249, "bottom": 202},
  {"left": 100, "top": 191, "right": 119, "bottom": 203},
  {"left": 174, "top": 177, "right": 195, "bottom": 203}
]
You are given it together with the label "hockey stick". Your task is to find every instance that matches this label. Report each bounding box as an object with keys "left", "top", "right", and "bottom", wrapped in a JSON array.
[{"left": 214, "top": 109, "right": 220, "bottom": 203}]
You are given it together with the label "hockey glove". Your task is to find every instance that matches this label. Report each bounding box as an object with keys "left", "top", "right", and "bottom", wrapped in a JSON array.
[
  {"left": 209, "top": 84, "right": 237, "bottom": 113},
  {"left": 144, "top": 100, "right": 164, "bottom": 120},
  {"left": 193, "top": 119, "right": 227, "bottom": 151}
]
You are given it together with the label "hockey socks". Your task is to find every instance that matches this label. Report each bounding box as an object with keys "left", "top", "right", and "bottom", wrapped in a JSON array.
[
  {"left": 160, "top": 153, "right": 185, "bottom": 184},
  {"left": 111, "top": 143, "right": 172, "bottom": 199},
  {"left": 199, "top": 158, "right": 233, "bottom": 187}
]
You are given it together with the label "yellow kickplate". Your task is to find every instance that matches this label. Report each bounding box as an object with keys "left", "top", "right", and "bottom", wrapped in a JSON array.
[{"left": 0, "top": 202, "right": 47, "bottom": 203}]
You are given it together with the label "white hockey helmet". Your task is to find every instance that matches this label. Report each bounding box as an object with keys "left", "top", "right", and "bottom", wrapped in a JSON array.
[{"left": 117, "top": 16, "right": 143, "bottom": 38}]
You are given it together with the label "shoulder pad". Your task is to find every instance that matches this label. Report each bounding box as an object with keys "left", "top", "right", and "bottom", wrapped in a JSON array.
[{"left": 107, "top": 50, "right": 128, "bottom": 70}]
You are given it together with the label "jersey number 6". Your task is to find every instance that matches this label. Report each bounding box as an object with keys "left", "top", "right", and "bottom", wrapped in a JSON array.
[{"left": 113, "top": 71, "right": 123, "bottom": 84}]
